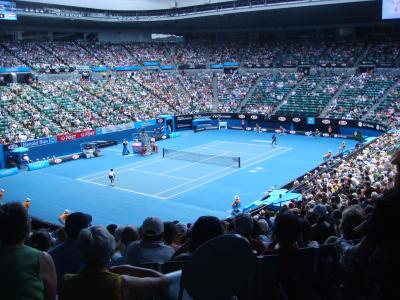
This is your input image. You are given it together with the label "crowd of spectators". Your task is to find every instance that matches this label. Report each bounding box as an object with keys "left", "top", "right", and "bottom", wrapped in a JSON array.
[
  {"left": 167, "top": 42, "right": 207, "bottom": 66},
  {"left": 217, "top": 71, "right": 260, "bottom": 112},
  {"left": 3, "top": 41, "right": 62, "bottom": 71},
  {"left": 1, "top": 132, "right": 399, "bottom": 299},
  {"left": 1, "top": 38, "right": 399, "bottom": 70},
  {"left": 178, "top": 72, "right": 213, "bottom": 112},
  {"left": 326, "top": 73, "right": 396, "bottom": 120}
]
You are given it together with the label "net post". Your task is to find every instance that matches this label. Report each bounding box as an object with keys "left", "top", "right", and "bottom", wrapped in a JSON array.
[
  {"left": 163, "top": 148, "right": 165, "bottom": 158},
  {"left": 238, "top": 157, "right": 241, "bottom": 168}
]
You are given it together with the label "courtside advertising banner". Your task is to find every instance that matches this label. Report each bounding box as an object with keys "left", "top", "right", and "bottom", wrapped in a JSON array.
[{"left": 57, "top": 129, "right": 96, "bottom": 142}]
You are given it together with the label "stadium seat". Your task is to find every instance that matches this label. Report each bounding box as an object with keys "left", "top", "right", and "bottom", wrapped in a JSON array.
[{"left": 177, "top": 234, "right": 257, "bottom": 300}]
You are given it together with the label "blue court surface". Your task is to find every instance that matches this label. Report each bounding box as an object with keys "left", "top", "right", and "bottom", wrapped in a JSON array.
[{"left": 0, "top": 130, "right": 356, "bottom": 226}]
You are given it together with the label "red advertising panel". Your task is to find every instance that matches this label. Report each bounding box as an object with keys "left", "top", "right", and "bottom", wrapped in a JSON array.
[{"left": 57, "top": 129, "right": 96, "bottom": 142}]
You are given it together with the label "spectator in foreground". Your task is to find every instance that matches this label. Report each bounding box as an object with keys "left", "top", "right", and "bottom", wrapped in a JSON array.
[
  {"left": 0, "top": 202, "right": 57, "bottom": 300},
  {"left": 60, "top": 226, "right": 169, "bottom": 300},
  {"left": 172, "top": 215, "right": 224, "bottom": 260},
  {"left": 125, "top": 217, "right": 174, "bottom": 266},
  {"left": 234, "top": 213, "right": 265, "bottom": 254},
  {"left": 49, "top": 212, "right": 92, "bottom": 286},
  {"left": 111, "top": 226, "right": 140, "bottom": 267}
]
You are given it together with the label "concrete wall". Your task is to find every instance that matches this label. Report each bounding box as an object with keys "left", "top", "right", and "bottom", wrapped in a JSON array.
[{"left": 98, "top": 31, "right": 152, "bottom": 42}]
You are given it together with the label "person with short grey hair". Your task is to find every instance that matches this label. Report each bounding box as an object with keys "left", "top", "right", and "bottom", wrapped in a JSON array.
[{"left": 60, "top": 226, "right": 169, "bottom": 300}]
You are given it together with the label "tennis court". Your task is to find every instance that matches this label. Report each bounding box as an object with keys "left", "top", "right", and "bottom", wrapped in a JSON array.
[
  {"left": 78, "top": 141, "right": 292, "bottom": 199},
  {"left": 0, "top": 130, "right": 357, "bottom": 225}
]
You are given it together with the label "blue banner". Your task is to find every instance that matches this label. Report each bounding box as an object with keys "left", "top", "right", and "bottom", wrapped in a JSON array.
[
  {"left": 28, "top": 160, "right": 50, "bottom": 171},
  {"left": 144, "top": 61, "right": 160, "bottom": 67},
  {"left": 114, "top": 66, "right": 142, "bottom": 71},
  {"left": 0, "top": 167, "right": 18, "bottom": 177},
  {"left": 20, "top": 137, "right": 53, "bottom": 148},
  {"left": 91, "top": 66, "right": 109, "bottom": 72},
  {"left": 160, "top": 65, "right": 175, "bottom": 70},
  {"left": 134, "top": 119, "right": 156, "bottom": 129},
  {"left": 0, "top": 67, "right": 32, "bottom": 73},
  {"left": 210, "top": 64, "right": 224, "bottom": 69},
  {"left": 223, "top": 62, "right": 240, "bottom": 67}
]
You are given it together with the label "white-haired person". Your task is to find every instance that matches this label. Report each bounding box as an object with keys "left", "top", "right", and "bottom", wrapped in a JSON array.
[{"left": 59, "top": 226, "right": 169, "bottom": 300}]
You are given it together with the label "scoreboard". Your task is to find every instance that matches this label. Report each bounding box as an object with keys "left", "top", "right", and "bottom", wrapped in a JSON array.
[
  {"left": 0, "top": 1, "right": 16, "bottom": 20},
  {"left": 382, "top": 0, "right": 400, "bottom": 19}
]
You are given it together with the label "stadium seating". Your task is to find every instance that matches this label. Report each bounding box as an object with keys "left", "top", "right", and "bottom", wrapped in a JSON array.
[
  {"left": 326, "top": 74, "right": 396, "bottom": 119},
  {"left": 217, "top": 72, "right": 260, "bottom": 112},
  {"left": 244, "top": 72, "right": 303, "bottom": 114},
  {"left": 277, "top": 75, "right": 345, "bottom": 116},
  {"left": 365, "top": 84, "right": 400, "bottom": 127}
]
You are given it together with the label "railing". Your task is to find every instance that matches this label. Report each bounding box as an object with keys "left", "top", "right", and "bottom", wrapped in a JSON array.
[{"left": 16, "top": 0, "right": 350, "bottom": 21}]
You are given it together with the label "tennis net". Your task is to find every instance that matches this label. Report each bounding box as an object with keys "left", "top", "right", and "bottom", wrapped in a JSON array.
[{"left": 162, "top": 148, "right": 241, "bottom": 168}]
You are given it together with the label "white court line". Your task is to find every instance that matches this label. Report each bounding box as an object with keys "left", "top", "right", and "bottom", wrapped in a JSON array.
[
  {"left": 155, "top": 147, "right": 289, "bottom": 197},
  {"left": 217, "top": 141, "right": 277, "bottom": 147},
  {"left": 160, "top": 151, "right": 233, "bottom": 175},
  {"left": 77, "top": 178, "right": 168, "bottom": 199},
  {"left": 252, "top": 140, "right": 272, "bottom": 143},
  {"left": 127, "top": 169, "right": 191, "bottom": 181},
  {"left": 84, "top": 143, "right": 227, "bottom": 181},
  {"left": 103, "top": 149, "right": 121, "bottom": 152},
  {"left": 77, "top": 141, "right": 224, "bottom": 180},
  {"left": 162, "top": 147, "right": 292, "bottom": 199},
  {"left": 78, "top": 146, "right": 291, "bottom": 199},
  {"left": 202, "top": 147, "right": 266, "bottom": 156}
]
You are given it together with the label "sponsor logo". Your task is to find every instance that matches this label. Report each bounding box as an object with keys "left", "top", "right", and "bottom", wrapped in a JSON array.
[
  {"left": 292, "top": 117, "right": 301, "bottom": 123},
  {"left": 358, "top": 121, "right": 363, "bottom": 127},
  {"left": 54, "top": 158, "right": 62, "bottom": 164},
  {"left": 338, "top": 120, "right": 348, "bottom": 126},
  {"left": 278, "top": 116, "right": 286, "bottom": 122},
  {"left": 305, "top": 131, "right": 312, "bottom": 136},
  {"left": 238, "top": 114, "right": 246, "bottom": 119},
  {"left": 176, "top": 116, "right": 192, "bottom": 121},
  {"left": 176, "top": 124, "right": 191, "bottom": 128},
  {"left": 321, "top": 119, "right": 331, "bottom": 125},
  {"left": 290, "top": 130, "right": 296, "bottom": 134},
  {"left": 157, "top": 118, "right": 164, "bottom": 124},
  {"left": 261, "top": 128, "right": 267, "bottom": 132},
  {"left": 246, "top": 127, "right": 252, "bottom": 131},
  {"left": 72, "top": 154, "right": 80, "bottom": 160},
  {"left": 250, "top": 115, "right": 258, "bottom": 120},
  {"left": 7, "top": 144, "right": 18, "bottom": 150},
  {"left": 322, "top": 133, "right": 330, "bottom": 137},
  {"left": 212, "top": 114, "right": 231, "bottom": 119},
  {"left": 193, "top": 114, "right": 211, "bottom": 119},
  {"left": 162, "top": 135, "right": 167, "bottom": 139}
]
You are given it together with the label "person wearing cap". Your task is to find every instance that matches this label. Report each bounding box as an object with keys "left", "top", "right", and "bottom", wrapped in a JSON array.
[
  {"left": 231, "top": 195, "right": 241, "bottom": 216},
  {"left": 60, "top": 226, "right": 169, "bottom": 300},
  {"left": 23, "top": 198, "right": 31, "bottom": 210},
  {"left": 0, "top": 188, "right": 4, "bottom": 206},
  {"left": 125, "top": 217, "right": 174, "bottom": 266},
  {"left": 49, "top": 212, "right": 92, "bottom": 288},
  {"left": 59, "top": 209, "right": 70, "bottom": 224},
  {"left": 0, "top": 202, "right": 57, "bottom": 300}
]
